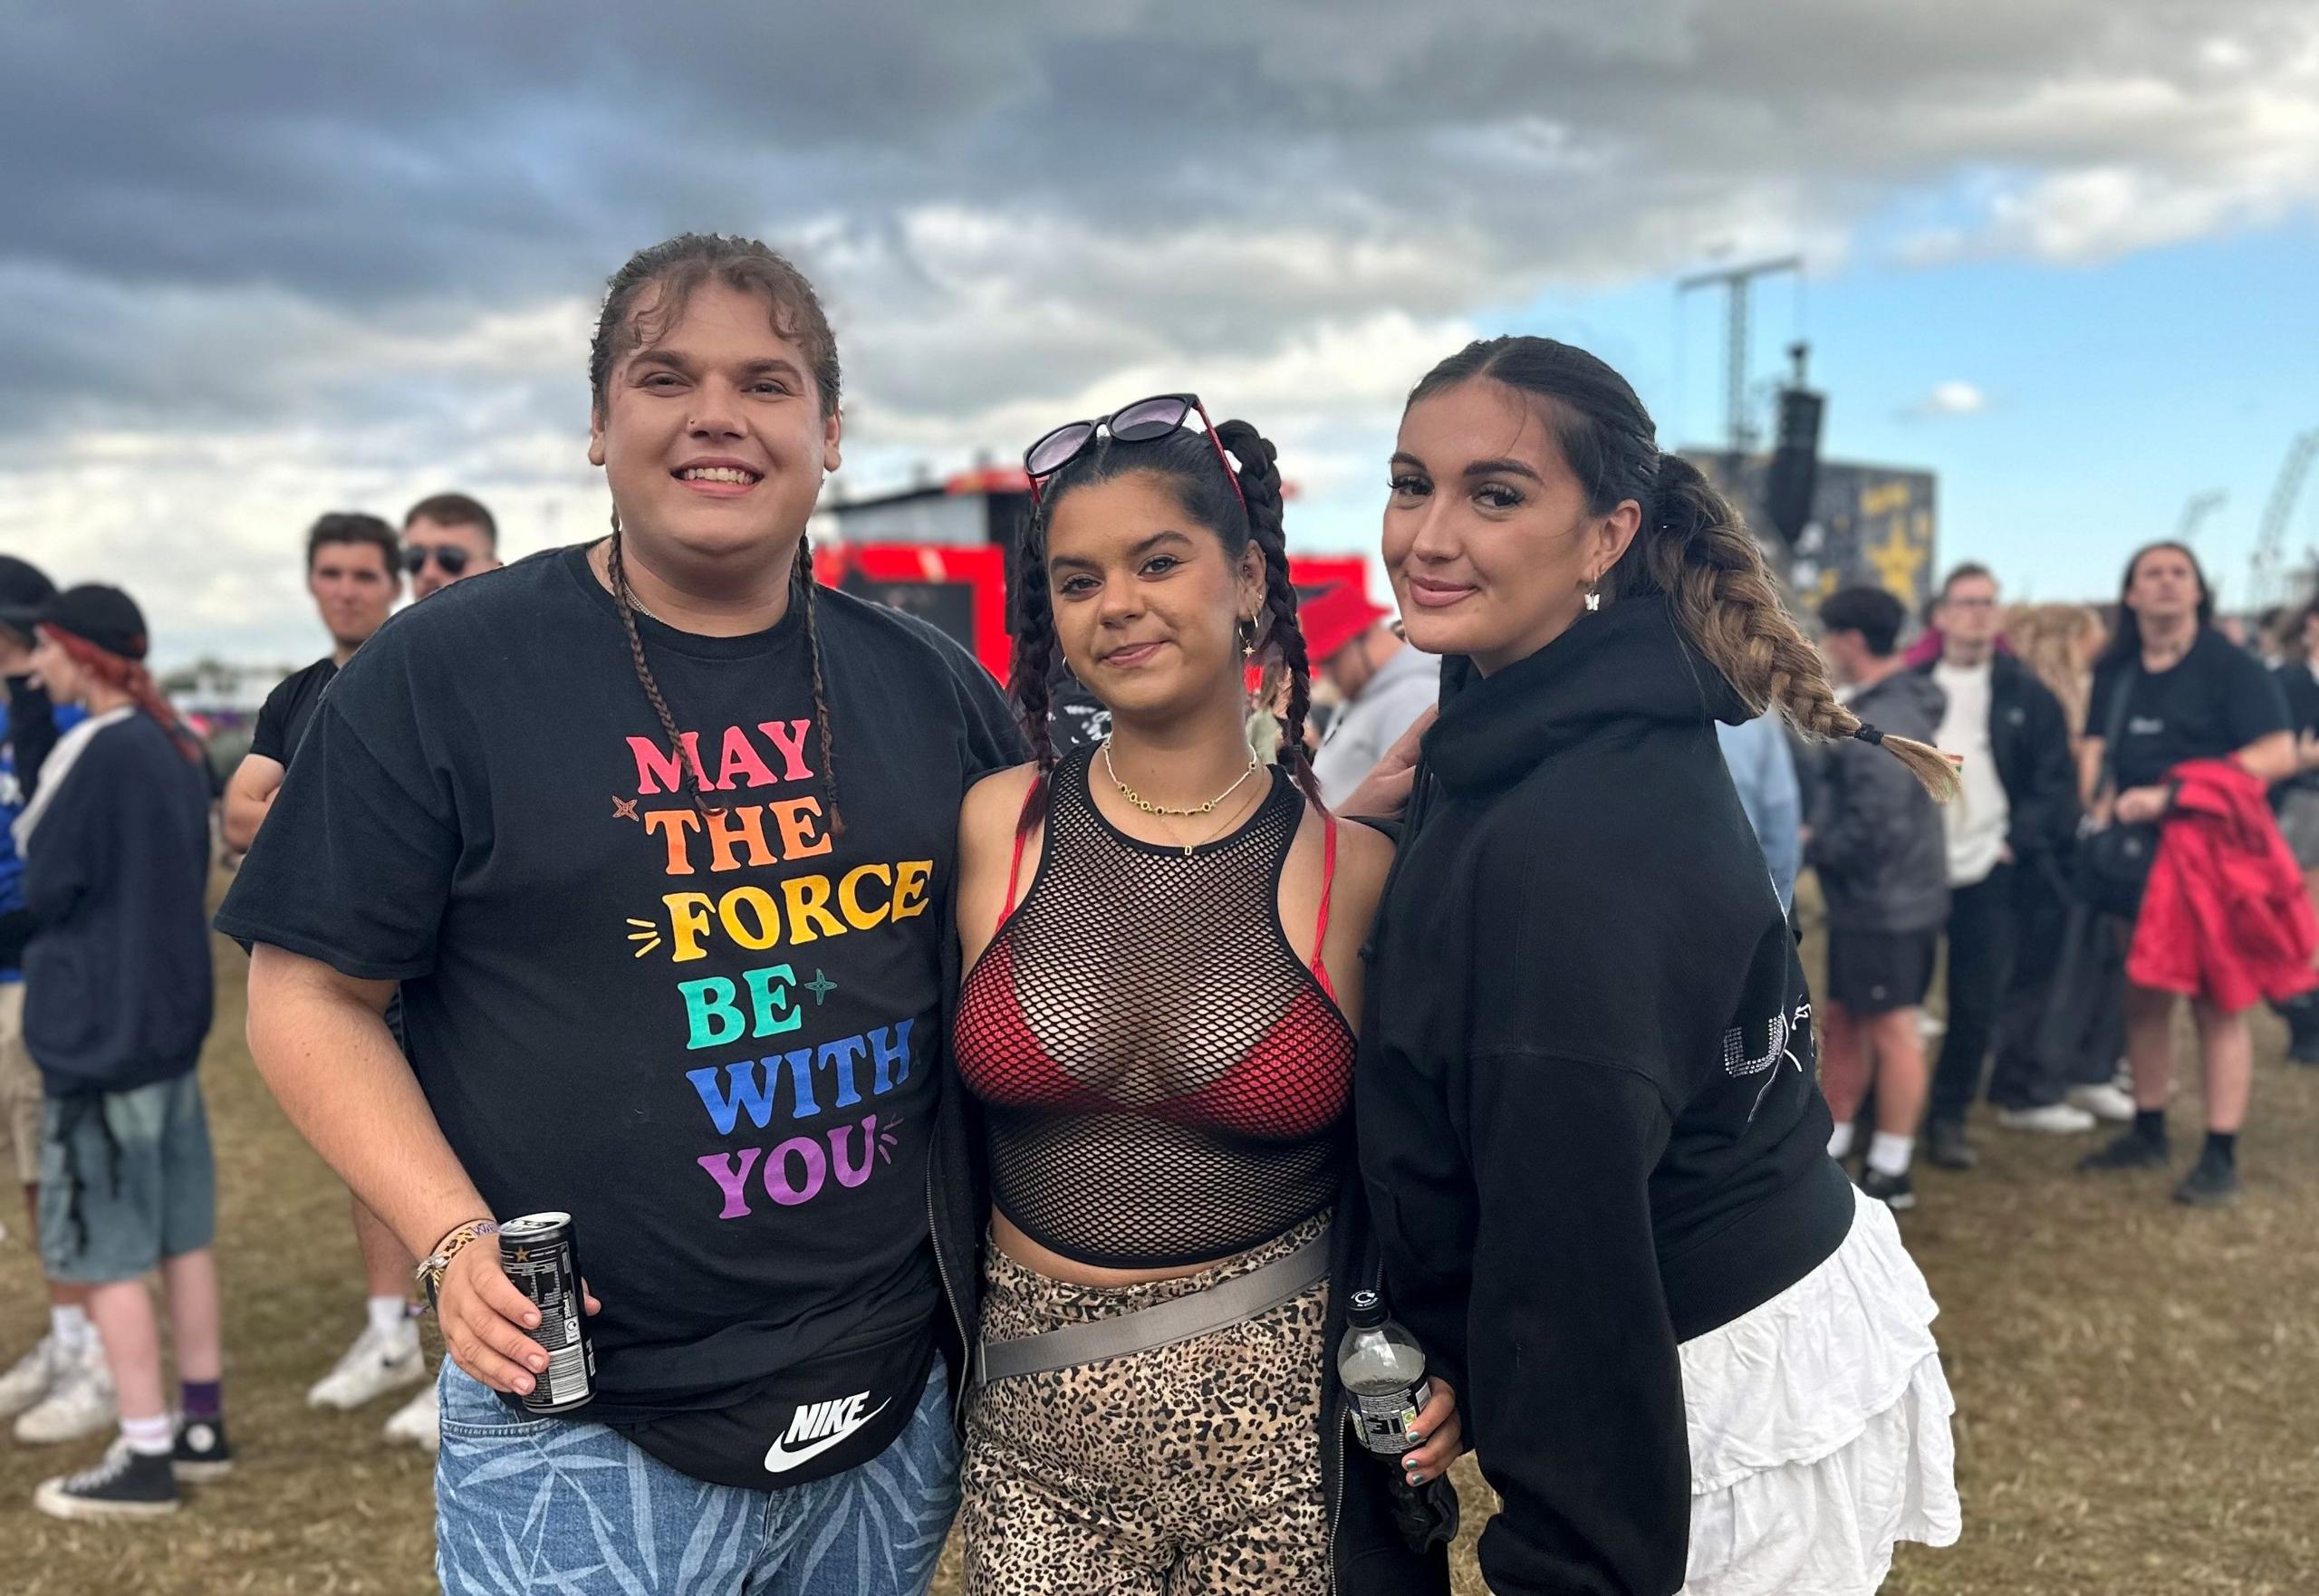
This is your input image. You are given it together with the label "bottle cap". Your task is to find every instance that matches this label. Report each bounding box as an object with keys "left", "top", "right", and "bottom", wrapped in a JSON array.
[{"left": 1347, "top": 1288, "right": 1386, "bottom": 1330}]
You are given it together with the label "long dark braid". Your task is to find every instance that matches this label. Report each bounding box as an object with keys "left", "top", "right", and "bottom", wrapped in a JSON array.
[
  {"left": 606, "top": 513, "right": 719, "bottom": 819},
  {"left": 1003, "top": 497, "right": 1063, "bottom": 833},
  {"left": 1215, "top": 421, "right": 1323, "bottom": 810},
  {"left": 791, "top": 537, "right": 845, "bottom": 839},
  {"left": 1008, "top": 499, "right": 1062, "bottom": 776}
]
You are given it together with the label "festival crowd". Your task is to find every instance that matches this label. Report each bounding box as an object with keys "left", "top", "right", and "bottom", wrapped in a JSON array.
[{"left": 3, "top": 232, "right": 2314, "bottom": 1596}]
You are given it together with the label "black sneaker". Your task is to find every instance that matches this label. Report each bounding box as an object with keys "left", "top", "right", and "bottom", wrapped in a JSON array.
[
  {"left": 1927, "top": 1120, "right": 1978, "bottom": 1171},
  {"left": 2079, "top": 1130, "right": 2172, "bottom": 1173},
  {"left": 33, "top": 1440, "right": 180, "bottom": 1520},
  {"left": 173, "top": 1415, "right": 233, "bottom": 1482},
  {"left": 2173, "top": 1151, "right": 2242, "bottom": 1207},
  {"left": 1860, "top": 1168, "right": 1917, "bottom": 1212}
]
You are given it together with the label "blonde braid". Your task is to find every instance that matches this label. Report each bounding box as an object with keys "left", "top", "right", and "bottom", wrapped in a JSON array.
[{"left": 1646, "top": 458, "right": 1959, "bottom": 803}]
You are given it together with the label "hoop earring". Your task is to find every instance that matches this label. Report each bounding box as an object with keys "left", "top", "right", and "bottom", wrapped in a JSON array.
[{"left": 1239, "top": 618, "right": 1257, "bottom": 659}]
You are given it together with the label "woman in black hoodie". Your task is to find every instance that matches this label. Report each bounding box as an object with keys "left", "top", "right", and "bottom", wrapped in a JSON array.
[{"left": 1360, "top": 339, "right": 1960, "bottom": 1596}]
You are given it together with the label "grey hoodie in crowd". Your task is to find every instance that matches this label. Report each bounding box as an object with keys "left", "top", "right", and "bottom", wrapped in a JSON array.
[{"left": 1808, "top": 668, "right": 1950, "bottom": 934}]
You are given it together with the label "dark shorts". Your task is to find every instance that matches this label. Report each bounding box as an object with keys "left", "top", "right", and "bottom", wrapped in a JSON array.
[{"left": 1825, "top": 929, "right": 1938, "bottom": 1015}]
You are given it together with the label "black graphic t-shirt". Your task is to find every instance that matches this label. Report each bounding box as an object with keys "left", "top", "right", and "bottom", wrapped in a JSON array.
[
  {"left": 217, "top": 546, "right": 1020, "bottom": 1421},
  {"left": 247, "top": 658, "right": 338, "bottom": 765},
  {"left": 2090, "top": 630, "right": 2290, "bottom": 793}
]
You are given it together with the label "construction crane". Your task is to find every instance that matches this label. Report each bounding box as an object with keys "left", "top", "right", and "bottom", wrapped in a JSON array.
[
  {"left": 2249, "top": 430, "right": 2319, "bottom": 610},
  {"left": 1677, "top": 255, "right": 1804, "bottom": 454}
]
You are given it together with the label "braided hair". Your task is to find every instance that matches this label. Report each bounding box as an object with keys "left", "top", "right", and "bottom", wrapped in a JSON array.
[
  {"left": 1008, "top": 414, "right": 1325, "bottom": 819},
  {"left": 590, "top": 235, "right": 846, "bottom": 836},
  {"left": 1408, "top": 337, "right": 1960, "bottom": 803}
]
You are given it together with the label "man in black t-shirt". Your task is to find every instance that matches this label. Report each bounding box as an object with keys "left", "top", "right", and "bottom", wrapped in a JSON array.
[
  {"left": 221, "top": 511, "right": 449, "bottom": 1445},
  {"left": 218, "top": 238, "right": 1021, "bottom": 1595},
  {"left": 223, "top": 514, "right": 401, "bottom": 854}
]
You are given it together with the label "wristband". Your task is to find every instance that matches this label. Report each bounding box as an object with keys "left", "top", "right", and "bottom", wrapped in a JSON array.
[{"left": 417, "top": 1218, "right": 500, "bottom": 1312}]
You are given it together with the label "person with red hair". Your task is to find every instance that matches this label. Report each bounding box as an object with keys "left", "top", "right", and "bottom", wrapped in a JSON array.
[{"left": 17, "top": 586, "right": 227, "bottom": 1520}]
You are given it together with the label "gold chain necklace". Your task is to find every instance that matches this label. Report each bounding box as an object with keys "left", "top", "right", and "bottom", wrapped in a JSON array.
[{"left": 1101, "top": 738, "right": 1262, "bottom": 854}]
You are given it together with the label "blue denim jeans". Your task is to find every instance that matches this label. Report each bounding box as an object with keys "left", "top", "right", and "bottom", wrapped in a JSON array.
[{"left": 436, "top": 1356, "right": 959, "bottom": 1596}]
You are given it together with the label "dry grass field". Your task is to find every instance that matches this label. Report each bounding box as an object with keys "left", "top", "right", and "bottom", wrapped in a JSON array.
[{"left": 4, "top": 912, "right": 2315, "bottom": 1594}]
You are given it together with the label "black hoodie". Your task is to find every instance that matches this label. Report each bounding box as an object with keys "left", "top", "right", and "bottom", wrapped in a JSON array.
[{"left": 1358, "top": 597, "right": 1856, "bottom": 1596}]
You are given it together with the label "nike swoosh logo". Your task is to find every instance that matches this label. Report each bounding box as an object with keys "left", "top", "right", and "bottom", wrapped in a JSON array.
[{"left": 761, "top": 1398, "right": 892, "bottom": 1475}]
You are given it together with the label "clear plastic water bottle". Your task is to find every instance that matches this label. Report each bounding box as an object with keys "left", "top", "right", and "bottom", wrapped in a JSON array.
[{"left": 1337, "top": 1288, "right": 1432, "bottom": 1456}]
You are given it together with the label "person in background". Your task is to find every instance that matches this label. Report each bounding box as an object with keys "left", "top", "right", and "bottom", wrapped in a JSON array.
[
  {"left": 0, "top": 556, "right": 109, "bottom": 1448},
  {"left": 2267, "top": 598, "right": 2319, "bottom": 1063},
  {"left": 222, "top": 514, "right": 401, "bottom": 854},
  {"left": 2006, "top": 604, "right": 2106, "bottom": 747},
  {"left": 1305, "top": 585, "right": 1439, "bottom": 810},
  {"left": 1915, "top": 565, "right": 2104, "bottom": 1171},
  {"left": 219, "top": 513, "right": 454, "bottom": 1446},
  {"left": 1811, "top": 586, "right": 1950, "bottom": 1212},
  {"left": 2079, "top": 543, "right": 2295, "bottom": 1206},
  {"left": 18, "top": 586, "right": 227, "bottom": 1520},
  {"left": 402, "top": 493, "right": 504, "bottom": 601},
  {"left": 1715, "top": 711, "right": 1803, "bottom": 911}
]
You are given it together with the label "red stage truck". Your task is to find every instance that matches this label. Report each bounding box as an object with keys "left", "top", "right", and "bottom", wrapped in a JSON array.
[{"left": 816, "top": 466, "right": 1374, "bottom": 680}]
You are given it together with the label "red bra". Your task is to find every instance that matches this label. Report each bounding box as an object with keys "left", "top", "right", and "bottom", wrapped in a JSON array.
[{"left": 951, "top": 753, "right": 1353, "bottom": 1268}]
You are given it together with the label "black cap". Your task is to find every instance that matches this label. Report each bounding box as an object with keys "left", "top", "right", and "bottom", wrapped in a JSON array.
[
  {"left": 36, "top": 584, "right": 149, "bottom": 661},
  {"left": 0, "top": 556, "right": 57, "bottom": 642},
  {"left": 1346, "top": 1288, "right": 1386, "bottom": 1330}
]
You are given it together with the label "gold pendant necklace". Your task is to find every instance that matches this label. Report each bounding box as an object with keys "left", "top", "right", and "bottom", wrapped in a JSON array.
[{"left": 1102, "top": 737, "right": 1263, "bottom": 854}]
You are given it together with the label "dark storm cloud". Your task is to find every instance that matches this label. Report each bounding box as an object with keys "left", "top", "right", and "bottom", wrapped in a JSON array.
[{"left": 2, "top": 0, "right": 2314, "bottom": 440}]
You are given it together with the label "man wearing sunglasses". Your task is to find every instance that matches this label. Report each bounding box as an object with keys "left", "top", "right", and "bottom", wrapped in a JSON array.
[{"left": 402, "top": 493, "right": 503, "bottom": 601}]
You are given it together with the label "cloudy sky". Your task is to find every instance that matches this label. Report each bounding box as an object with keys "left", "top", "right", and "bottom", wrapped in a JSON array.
[{"left": 6, "top": 0, "right": 2318, "bottom": 666}]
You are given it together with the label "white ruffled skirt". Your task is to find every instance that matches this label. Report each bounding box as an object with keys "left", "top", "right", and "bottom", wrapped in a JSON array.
[{"left": 1678, "top": 1187, "right": 1960, "bottom": 1595}]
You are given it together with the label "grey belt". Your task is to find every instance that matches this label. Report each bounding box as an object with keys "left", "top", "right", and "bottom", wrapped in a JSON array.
[{"left": 974, "top": 1232, "right": 1330, "bottom": 1385}]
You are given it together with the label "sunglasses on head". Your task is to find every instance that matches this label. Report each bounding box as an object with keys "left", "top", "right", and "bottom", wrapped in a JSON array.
[
  {"left": 1023, "top": 392, "right": 1245, "bottom": 510},
  {"left": 402, "top": 543, "right": 472, "bottom": 576}
]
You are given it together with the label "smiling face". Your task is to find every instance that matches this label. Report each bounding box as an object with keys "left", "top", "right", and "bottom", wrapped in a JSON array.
[
  {"left": 307, "top": 538, "right": 399, "bottom": 653},
  {"left": 1383, "top": 379, "right": 1639, "bottom": 675},
  {"left": 588, "top": 279, "right": 842, "bottom": 572},
  {"left": 1044, "top": 473, "right": 1265, "bottom": 724}
]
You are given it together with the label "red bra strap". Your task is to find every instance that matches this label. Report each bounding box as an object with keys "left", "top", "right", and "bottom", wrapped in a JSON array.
[
  {"left": 997, "top": 774, "right": 1044, "bottom": 934},
  {"left": 1311, "top": 814, "right": 1340, "bottom": 1000}
]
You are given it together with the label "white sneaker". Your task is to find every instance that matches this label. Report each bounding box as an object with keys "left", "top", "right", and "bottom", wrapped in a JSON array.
[
  {"left": 307, "top": 1323, "right": 426, "bottom": 1410},
  {"left": 14, "top": 1344, "right": 117, "bottom": 1445},
  {"left": 1997, "top": 1102, "right": 2100, "bottom": 1135},
  {"left": 2066, "top": 1082, "right": 2139, "bottom": 1124},
  {"left": 0, "top": 1335, "right": 62, "bottom": 1419},
  {"left": 381, "top": 1382, "right": 439, "bottom": 1452}
]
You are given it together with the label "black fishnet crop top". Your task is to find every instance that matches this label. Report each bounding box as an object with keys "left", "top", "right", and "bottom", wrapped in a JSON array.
[{"left": 952, "top": 751, "right": 1353, "bottom": 1269}]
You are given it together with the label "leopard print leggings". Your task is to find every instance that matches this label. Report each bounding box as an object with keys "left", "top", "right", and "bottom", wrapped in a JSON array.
[{"left": 957, "top": 1216, "right": 1332, "bottom": 1596}]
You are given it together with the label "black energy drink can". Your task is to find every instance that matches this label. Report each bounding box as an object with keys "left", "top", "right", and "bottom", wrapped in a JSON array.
[{"left": 498, "top": 1212, "right": 596, "bottom": 1414}]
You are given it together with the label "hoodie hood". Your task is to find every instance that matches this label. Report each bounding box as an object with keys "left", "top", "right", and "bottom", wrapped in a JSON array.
[{"left": 1426, "top": 596, "right": 1753, "bottom": 795}]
